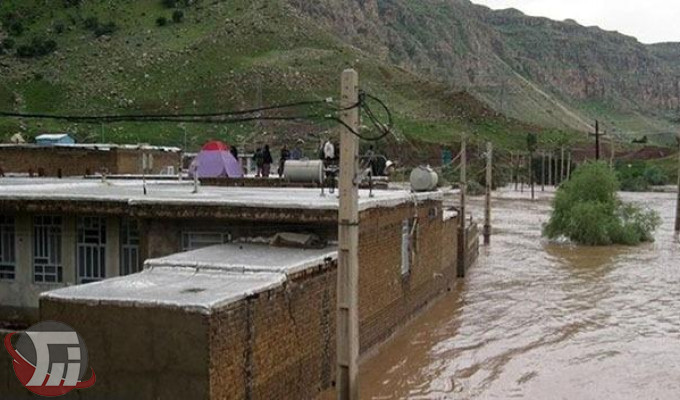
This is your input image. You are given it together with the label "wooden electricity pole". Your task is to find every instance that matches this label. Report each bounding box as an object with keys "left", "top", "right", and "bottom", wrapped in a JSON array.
[
  {"left": 541, "top": 150, "right": 546, "bottom": 192},
  {"left": 337, "top": 69, "right": 360, "bottom": 400},
  {"left": 520, "top": 154, "right": 524, "bottom": 193},
  {"left": 548, "top": 151, "right": 553, "bottom": 187},
  {"left": 560, "top": 146, "right": 565, "bottom": 184},
  {"left": 610, "top": 137, "right": 615, "bottom": 169},
  {"left": 484, "top": 142, "right": 492, "bottom": 245},
  {"left": 595, "top": 120, "right": 601, "bottom": 160},
  {"left": 512, "top": 151, "right": 518, "bottom": 191},
  {"left": 458, "top": 136, "right": 467, "bottom": 277},
  {"left": 675, "top": 137, "right": 680, "bottom": 234},
  {"left": 566, "top": 151, "right": 572, "bottom": 180}
]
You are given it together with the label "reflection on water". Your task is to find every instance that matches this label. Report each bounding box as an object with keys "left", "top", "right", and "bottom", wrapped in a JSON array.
[{"left": 358, "top": 188, "right": 680, "bottom": 400}]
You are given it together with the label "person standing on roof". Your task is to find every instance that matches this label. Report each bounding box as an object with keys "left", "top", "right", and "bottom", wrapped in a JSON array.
[
  {"left": 262, "top": 145, "right": 273, "bottom": 178},
  {"left": 278, "top": 145, "right": 290, "bottom": 178},
  {"left": 254, "top": 147, "right": 264, "bottom": 177},
  {"left": 291, "top": 140, "right": 303, "bottom": 160},
  {"left": 323, "top": 138, "right": 335, "bottom": 166}
]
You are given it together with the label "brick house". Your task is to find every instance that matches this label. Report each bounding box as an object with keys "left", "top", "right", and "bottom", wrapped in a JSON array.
[
  {"left": 0, "top": 177, "right": 473, "bottom": 399},
  {"left": 0, "top": 143, "right": 181, "bottom": 177}
]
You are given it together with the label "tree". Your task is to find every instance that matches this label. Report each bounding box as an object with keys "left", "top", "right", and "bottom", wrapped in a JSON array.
[
  {"left": 156, "top": 16, "right": 168, "bottom": 26},
  {"left": 172, "top": 10, "right": 184, "bottom": 23},
  {"left": 544, "top": 161, "right": 660, "bottom": 245}
]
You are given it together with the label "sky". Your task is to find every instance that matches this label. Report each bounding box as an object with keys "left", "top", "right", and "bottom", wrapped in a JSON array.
[{"left": 470, "top": 0, "right": 680, "bottom": 44}]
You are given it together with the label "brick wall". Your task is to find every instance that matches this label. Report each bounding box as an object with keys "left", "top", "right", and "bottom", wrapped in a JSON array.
[
  {"left": 115, "top": 149, "right": 181, "bottom": 175},
  {"left": 0, "top": 147, "right": 117, "bottom": 176},
  {"left": 0, "top": 146, "right": 180, "bottom": 177},
  {"left": 8, "top": 200, "right": 462, "bottom": 400}
]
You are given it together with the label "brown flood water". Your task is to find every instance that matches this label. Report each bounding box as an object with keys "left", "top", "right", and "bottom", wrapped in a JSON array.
[{"left": 355, "top": 188, "right": 680, "bottom": 399}]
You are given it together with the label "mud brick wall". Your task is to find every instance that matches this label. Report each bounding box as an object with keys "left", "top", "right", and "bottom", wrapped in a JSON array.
[
  {"left": 9, "top": 199, "right": 461, "bottom": 400},
  {"left": 209, "top": 265, "right": 336, "bottom": 400},
  {"left": 357, "top": 200, "right": 458, "bottom": 352},
  {"left": 115, "top": 149, "right": 181, "bottom": 175},
  {"left": 0, "top": 147, "right": 118, "bottom": 176},
  {"left": 0, "top": 147, "right": 180, "bottom": 177},
  {"left": 33, "top": 301, "right": 211, "bottom": 400}
]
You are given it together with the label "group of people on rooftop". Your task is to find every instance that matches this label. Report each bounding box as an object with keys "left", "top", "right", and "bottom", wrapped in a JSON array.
[{"left": 248, "top": 138, "right": 382, "bottom": 178}]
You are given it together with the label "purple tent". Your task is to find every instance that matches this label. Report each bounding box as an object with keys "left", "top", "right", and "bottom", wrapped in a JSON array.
[{"left": 191, "top": 141, "right": 243, "bottom": 178}]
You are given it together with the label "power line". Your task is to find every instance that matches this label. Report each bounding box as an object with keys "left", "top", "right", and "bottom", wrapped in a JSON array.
[{"left": 0, "top": 92, "right": 393, "bottom": 142}]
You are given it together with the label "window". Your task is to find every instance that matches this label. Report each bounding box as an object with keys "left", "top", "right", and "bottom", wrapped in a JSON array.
[
  {"left": 76, "top": 216, "right": 106, "bottom": 284},
  {"left": 0, "top": 216, "right": 16, "bottom": 281},
  {"left": 34, "top": 216, "right": 63, "bottom": 283},
  {"left": 401, "top": 219, "right": 412, "bottom": 276},
  {"left": 120, "top": 218, "right": 140, "bottom": 276},
  {"left": 182, "top": 231, "right": 231, "bottom": 251}
]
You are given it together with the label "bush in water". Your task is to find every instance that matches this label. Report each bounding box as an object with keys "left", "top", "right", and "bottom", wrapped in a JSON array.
[{"left": 543, "top": 161, "right": 660, "bottom": 245}]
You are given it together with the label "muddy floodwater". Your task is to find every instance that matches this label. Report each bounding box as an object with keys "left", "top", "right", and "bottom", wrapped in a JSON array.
[{"left": 358, "top": 188, "right": 680, "bottom": 399}]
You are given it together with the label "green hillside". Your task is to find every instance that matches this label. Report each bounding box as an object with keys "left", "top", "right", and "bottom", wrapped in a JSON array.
[{"left": 0, "top": 0, "right": 627, "bottom": 154}]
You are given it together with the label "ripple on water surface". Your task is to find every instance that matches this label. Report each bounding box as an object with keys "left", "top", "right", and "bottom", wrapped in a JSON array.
[{"left": 358, "top": 189, "right": 680, "bottom": 400}]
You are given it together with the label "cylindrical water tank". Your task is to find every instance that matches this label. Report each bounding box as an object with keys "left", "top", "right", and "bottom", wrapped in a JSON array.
[
  {"left": 410, "top": 166, "right": 438, "bottom": 192},
  {"left": 285, "top": 160, "right": 324, "bottom": 183}
]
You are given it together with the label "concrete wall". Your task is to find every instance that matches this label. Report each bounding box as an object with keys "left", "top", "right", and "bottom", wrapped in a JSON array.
[
  {"left": 0, "top": 214, "right": 120, "bottom": 323},
  {"left": 0, "top": 146, "right": 180, "bottom": 176}
]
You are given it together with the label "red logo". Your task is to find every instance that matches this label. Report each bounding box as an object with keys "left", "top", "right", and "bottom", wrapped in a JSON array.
[{"left": 4, "top": 321, "right": 96, "bottom": 397}]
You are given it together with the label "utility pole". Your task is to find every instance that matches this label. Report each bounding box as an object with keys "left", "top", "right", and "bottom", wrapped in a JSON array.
[
  {"left": 675, "top": 135, "right": 680, "bottom": 234},
  {"left": 548, "top": 151, "right": 553, "bottom": 187},
  {"left": 596, "top": 120, "right": 600, "bottom": 160},
  {"left": 512, "top": 151, "right": 518, "bottom": 191},
  {"left": 458, "top": 136, "right": 467, "bottom": 278},
  {"left": 541, "top": 150, "right": 545, "bottom": 192},
  {"left": 530, "top": 153, "right": 535, "bottom": 200},
  {"left": 566, "top": 151, "right": 572, "bottom": 180},
  {"left": 520, "top": 154, "right": 524, "bottom": 193},
  {"left": 610, "top": 137, "right": 615, "bottom": 169},
  {"left": 337, "top": 69, "right": 360, "bottom": 400},
  {"left": 484, "top": 142, "right": 492, "bottom": 245},
  {"left": 560, "top": 146, "right": 565, "bottom": 185}
]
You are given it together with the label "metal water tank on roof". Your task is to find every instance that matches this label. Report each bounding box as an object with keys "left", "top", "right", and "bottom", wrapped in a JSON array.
[
  {"left": 35, "top": 133, "right": 75, "bottom": 146},
  {"left": 285, "top": 160, "right": 324, "bottom": 183},
  {"left": 410, "top": 166, "right": 439, "bottom": 192}
]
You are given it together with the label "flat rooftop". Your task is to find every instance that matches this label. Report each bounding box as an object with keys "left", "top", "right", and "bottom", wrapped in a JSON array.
[
  {"left": 42, "top": 243, "right": 338, "bottom": 313},
  {"left": 0, "top": 177, "right": 447, "bottom": 212}
]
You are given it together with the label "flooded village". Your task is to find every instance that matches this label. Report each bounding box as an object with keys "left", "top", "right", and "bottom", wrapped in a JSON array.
[{"left": 1, "top": 1, "right": 680, "bottom": 399}]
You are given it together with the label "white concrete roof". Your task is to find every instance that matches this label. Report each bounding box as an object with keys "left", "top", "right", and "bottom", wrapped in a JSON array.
[
  {"left": 36, "top": 133, "right": 71, "bottom": 140},
  {"left": 42, "top": 243, "right": 338, "bottom": 313},
  {"left": 146, "top": 242, "right": 337, "bottom": 275},
  {"left": 0, "top": 178, "right": 448, "bottom": 211},
  {"left": 42, "top": 267, "right": 285, "bottom": 314},
  {"left": 0, "top": 143, "right": 180, "bottom": 152}
]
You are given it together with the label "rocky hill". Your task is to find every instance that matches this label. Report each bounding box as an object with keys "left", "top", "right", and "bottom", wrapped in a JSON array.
[
  {"left": 289, "top": 0, "right": 680, "bottom": 143},
  {"left": 0, "top": 0, "right": 678, "bottom": 150}
]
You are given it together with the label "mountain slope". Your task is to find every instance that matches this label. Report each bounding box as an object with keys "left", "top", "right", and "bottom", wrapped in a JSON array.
[
  {"left": 289, "top": 0, "right": 680, "bottom": 143},
  {"left": 0, "top": 0, "right": 566, "bottom": 151}
]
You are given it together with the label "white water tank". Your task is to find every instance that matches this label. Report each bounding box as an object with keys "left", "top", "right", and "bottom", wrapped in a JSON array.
[
  {"left": 285, "top": 160, "right": 324, "bottom": 183},
  {"left": 410, "top": 166, "right": 438, "bottom": 192}
]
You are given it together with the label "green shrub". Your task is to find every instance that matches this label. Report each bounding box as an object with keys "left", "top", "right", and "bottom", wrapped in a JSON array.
[
  {"left": 172, "top": 10, "right": 184, "bottom": 23},
  {"left": 93, "top": 21, "right": 117, "bottom": 37},
  {"left": 544, "top": 161, "right": 660, "bottom": 245},
  {"left": 615, "top": 161, "right": 668, "bottom": 192},
  {"left": 83, "top": 16, "right": 100, "bottom": 30},
  {"left": 16, "top": 37, "right": 58, "bottom": 58},
  {"left": 156, "top": 16, "right": 168, "bottom": 26}
]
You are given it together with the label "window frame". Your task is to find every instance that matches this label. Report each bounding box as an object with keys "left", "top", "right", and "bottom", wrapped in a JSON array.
[{"left": 33, "top": 215, "right": 63, "bottom": 284}]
